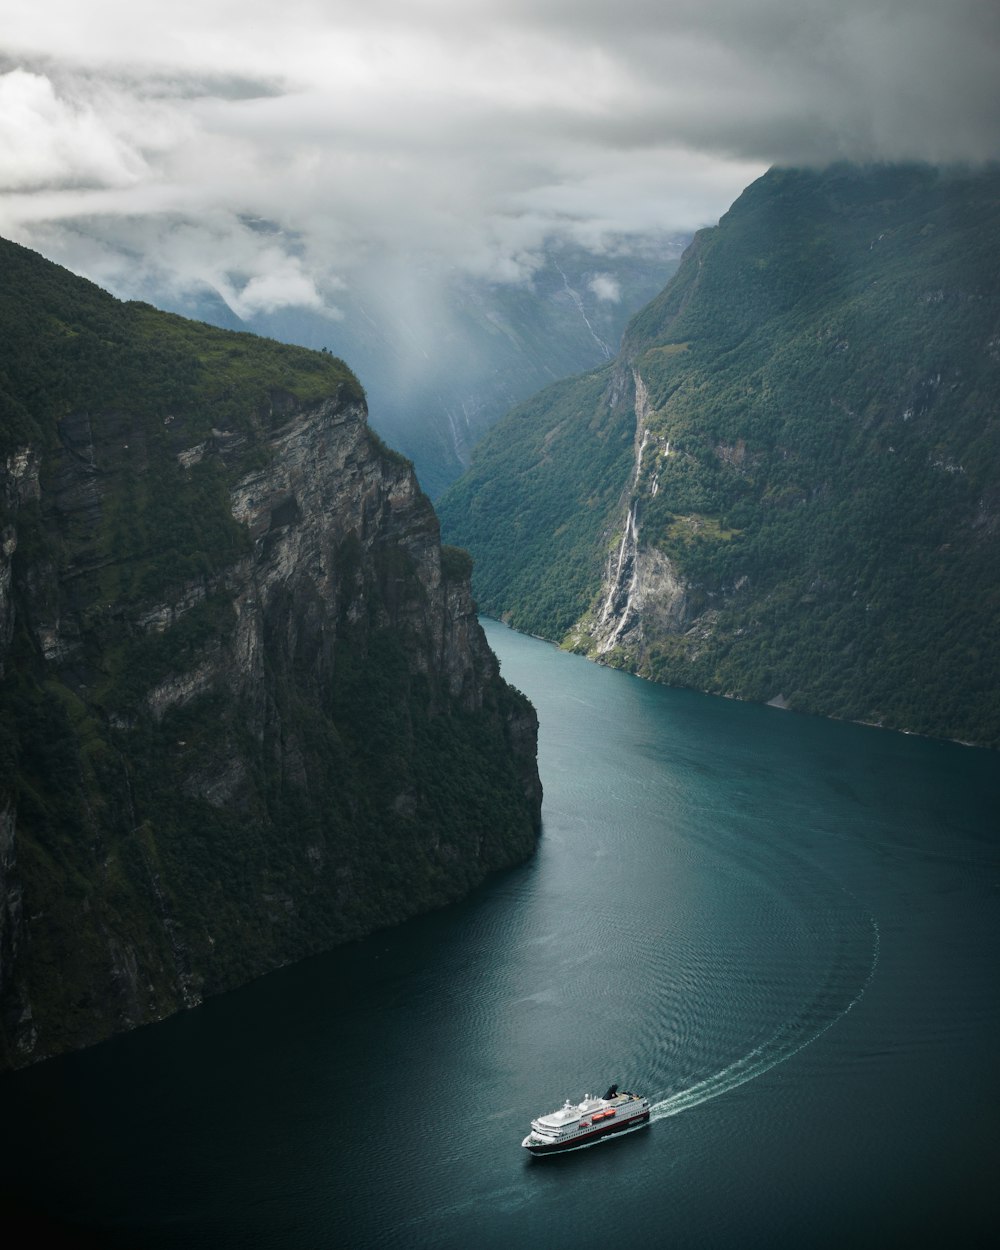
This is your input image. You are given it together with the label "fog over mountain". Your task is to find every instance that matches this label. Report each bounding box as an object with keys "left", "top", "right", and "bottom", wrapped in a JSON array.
[
  {"left": 146, "top": 235, "right": 687, "bottom": 495},
  {"left": 2, "top": 1, "right": 997, "bottom": 482},
  {"left": 5, "top": 1, "right": 996, "bottom": 290}
]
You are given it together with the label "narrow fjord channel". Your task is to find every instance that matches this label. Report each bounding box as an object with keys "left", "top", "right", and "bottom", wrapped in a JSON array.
[{"left": 3, "top": 619, "right": 998, "bottom": 1248}]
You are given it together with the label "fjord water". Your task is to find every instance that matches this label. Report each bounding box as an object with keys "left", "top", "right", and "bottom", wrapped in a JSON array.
[{"left": 3, "top": 621, "right": 998, "bottom": 1248}]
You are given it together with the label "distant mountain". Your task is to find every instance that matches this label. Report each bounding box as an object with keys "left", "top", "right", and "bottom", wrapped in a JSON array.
[
  {"left": 159, "top": 239, "right": 684, "bottom": 497},
  {"left": 439, "top": 164, "right": 1000, "bottom": 748},
  {"left": 0, "top": 237, "right": 541, "bottom": 1068}
]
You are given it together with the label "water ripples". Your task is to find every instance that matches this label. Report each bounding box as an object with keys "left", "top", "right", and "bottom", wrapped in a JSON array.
[{"left": 649, "top": 912, "right": 880, "bottom": 1121}]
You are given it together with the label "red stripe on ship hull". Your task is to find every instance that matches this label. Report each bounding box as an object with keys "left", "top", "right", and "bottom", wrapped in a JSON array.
[{"left": 524, "top": 1110, "right": 650, "bottom": 1155}]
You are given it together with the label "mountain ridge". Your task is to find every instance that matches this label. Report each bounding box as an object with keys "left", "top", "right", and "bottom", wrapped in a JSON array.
[
  {"left": 439, "top": 163, "right": 1000, "bottom": 748},
  {"left": 92, "top": 237, "right": 685, "bottom": 498}
]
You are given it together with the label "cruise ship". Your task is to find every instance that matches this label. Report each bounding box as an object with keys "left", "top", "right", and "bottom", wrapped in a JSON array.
[{"left": 521, "top": 1084, "right": 650, "bottom": 1155}]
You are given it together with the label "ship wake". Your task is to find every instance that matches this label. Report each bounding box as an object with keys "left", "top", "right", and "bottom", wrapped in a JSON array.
[{"left": 649, "top": 913, "right": 880, "bottom": 1123}]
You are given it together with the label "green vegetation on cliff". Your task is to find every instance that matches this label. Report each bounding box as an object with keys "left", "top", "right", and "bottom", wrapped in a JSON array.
[
  {"left": 439, "top": 164, "right": 1000, "bottom": 747},
  {"left": 438, "top": 367, "right": 633, "bottom": 639},
  {"left": 1, "top": 240, "right": 362, "bottom": 601},
  {"left": 0, "top": 238, "right": 362, "bottom": 451},
  {"left": 0, "top": 238, "right": 541, "bottom": 1069}
]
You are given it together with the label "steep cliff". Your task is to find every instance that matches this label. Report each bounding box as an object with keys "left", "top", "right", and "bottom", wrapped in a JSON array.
[
  {"left": 439, "top": 164, "right": 1000, "bottom": 747},
  {"left": 0, "top": 238, "right": 541, "bottom": 1069}
]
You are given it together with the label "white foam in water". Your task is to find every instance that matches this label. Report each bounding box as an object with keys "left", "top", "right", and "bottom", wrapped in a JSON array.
[{"left": 650, "top": 914, "right": 880, "bottom": 1122}]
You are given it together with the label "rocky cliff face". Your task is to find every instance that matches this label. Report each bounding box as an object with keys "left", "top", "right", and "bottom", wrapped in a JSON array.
[
  {"left": 0, "top": 239, "right": 541, "bottom": 1069},
  {"left": 567, "top": 366, "right": 692, "bottom": 664}
]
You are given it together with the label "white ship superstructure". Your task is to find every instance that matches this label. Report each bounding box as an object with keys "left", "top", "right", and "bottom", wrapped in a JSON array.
[{"left": 521, "top": 1084, "right": 650, "bottom": 1155}]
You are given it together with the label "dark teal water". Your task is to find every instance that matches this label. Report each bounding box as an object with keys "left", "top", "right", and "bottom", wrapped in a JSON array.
[{"left": 2, "top": 619, "right": 999, "bottom": 1248}]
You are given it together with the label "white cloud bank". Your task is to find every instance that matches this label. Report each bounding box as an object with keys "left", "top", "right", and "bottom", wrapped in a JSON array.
[{"left": 1, "top": 0, "right": 997, "bottom": 310}]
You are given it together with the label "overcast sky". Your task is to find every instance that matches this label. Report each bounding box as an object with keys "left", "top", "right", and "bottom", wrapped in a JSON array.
[{"left": 1, "top": 0, "right": 998, "bottom": 315}]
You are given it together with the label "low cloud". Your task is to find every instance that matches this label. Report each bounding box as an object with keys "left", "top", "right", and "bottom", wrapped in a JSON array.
[
  {"left": 0, "top": 68, "right": 149, "bottom": 191},
  {"left": 588, "top": 275, "right": 621, "bottom": 303},
  {"left": 1, "top": 1, "right": 997, "bottom": 313}
]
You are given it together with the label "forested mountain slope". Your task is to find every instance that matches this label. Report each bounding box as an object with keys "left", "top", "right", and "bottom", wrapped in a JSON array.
[
  {"left": 0, "top": 238, "right": 541, "bottom": 1068},
  {"left": 439, "top": 164, "right": 1000, "bottom": 747}
]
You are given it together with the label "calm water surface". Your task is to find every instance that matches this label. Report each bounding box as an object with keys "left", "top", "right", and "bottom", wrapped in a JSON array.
[{"left": 2, "top": 619, "right": 998, "bottom": 1247}]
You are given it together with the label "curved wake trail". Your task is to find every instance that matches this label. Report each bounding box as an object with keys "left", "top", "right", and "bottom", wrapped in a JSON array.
[{"left": 649, "top": 914, "right": 880, "bottom": 1122}]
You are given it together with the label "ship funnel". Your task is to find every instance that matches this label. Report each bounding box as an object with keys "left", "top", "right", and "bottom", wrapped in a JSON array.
[{"left": 602, "top": 1083, "right": 618, "bottom": 1100}]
